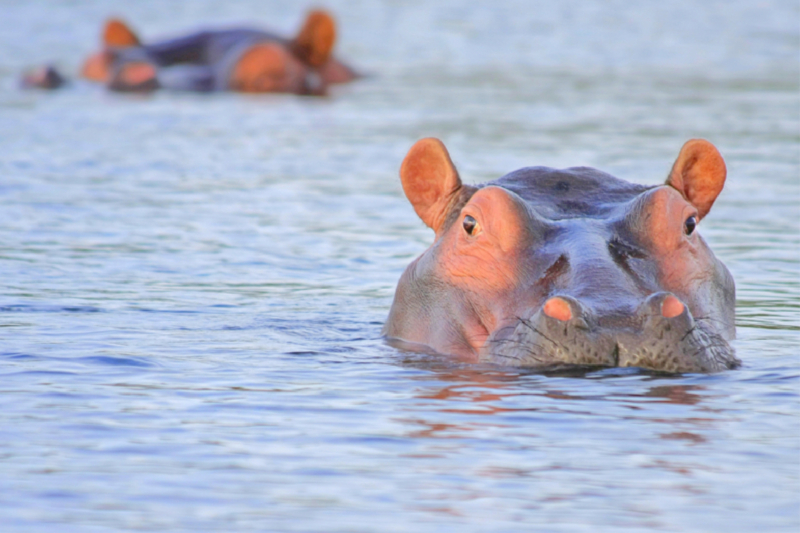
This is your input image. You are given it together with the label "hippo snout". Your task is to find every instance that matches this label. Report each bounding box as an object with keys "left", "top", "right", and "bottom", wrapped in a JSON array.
[{"left": 487, "top": 292, "right": 739, "bottom": 373}]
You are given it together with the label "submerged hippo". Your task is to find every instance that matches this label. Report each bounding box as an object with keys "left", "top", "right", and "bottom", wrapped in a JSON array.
[
  {"left": 384, "top": 138, "right": 739, "bottom": 373},
  {"left": 24, "top": 10, "right": 358, "bottom": 95}
]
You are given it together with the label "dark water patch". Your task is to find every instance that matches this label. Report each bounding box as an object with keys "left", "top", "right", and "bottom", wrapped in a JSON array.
[
  {"left": 292, "top": 467, "right": 347, "bottom": 477},
  {"left": 739, "top": 371, "right": 800, "bottom": 383},
  {"left": 1, "top": 352, "right": 37, "bottom": 360},
  {"left": 133, "top": 307, "right": 204, "bottom": 314},
  {"left": 2, "top": 370, "right": 77, "bottom": 377},
  {"left": 0, "top": 304, "right": 104, "bottom": 313},
  {"left": 35, "top": 491, "right": 86, "bottom": 503},
  {"left": 738, "top": 322, "right": 800, "bottom": 331},
  {"left": 76, "top": 356, "right": 155, "bottom": 368}
]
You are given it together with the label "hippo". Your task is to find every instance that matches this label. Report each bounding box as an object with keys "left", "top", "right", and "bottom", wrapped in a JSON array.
[
  {"left": 25, "top": 10, "right": 358, "bottom": 95},
  {"left": 384, "top": 138, "right": 739, "bottom": 373}
]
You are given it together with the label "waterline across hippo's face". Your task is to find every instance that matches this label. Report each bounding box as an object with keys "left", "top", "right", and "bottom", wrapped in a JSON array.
[{"left": 383, "top": 138, "right": 738, "bottom": 373}]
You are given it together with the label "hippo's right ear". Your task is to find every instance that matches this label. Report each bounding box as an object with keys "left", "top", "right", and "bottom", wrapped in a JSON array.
[
  {"left": 400, "top": 138, "right": 463, "bottom": 232},
  {"left": 291, "top": 9, "right": 336, "bottom": 68},
  {"left": 666, "top": 139, "right": 726, "bottom": 220}
]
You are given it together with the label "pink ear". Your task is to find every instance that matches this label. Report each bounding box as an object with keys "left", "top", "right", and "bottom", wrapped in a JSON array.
[
  {"left": 400, "top": 138, "right": 463, "bottom": 232},
  {"left": 666, "top": 139, "right": 727, "bottom": 220}
]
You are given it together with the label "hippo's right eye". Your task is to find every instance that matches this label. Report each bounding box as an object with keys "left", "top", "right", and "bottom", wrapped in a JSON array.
[
  {"left": 684, "top": 216, "right": 697, "bottom": 236},
  {"left": 463, "top": 215, "right": 478, "bottom": 235}
]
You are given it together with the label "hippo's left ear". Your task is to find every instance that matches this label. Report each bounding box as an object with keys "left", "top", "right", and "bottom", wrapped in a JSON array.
[
  {"left": 400, "top": 138, "right": 464, "bottom": 233},
  {"left": 666, "top": 139, "right": 726, "bottom": 220},
  {"left": 103, "top": 18, "right": 141, "bottom": 48}
]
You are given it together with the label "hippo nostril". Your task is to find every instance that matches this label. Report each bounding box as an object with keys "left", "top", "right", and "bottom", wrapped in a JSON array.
[
  {"left": 543, "top": 297, "right": 573, "bottom": 321},
  {"left": 661, "top": 295, "right": 685, "bottom": 318}
]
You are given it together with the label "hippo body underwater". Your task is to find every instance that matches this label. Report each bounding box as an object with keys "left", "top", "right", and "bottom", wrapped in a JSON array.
[
  {"left": 384, "top": 138, "right": 739, "bottom": 373},
  {"left": 24, "top": 10, "right": 358, "bottom": 95}
]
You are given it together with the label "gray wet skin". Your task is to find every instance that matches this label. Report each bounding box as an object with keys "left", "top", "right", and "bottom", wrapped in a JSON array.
[{"left": 384, "top": 138, "right": 739, "bottom": 373}]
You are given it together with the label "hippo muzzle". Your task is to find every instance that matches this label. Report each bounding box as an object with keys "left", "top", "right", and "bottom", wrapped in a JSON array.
[
  {"left": 384, "top": 138, "right": 739, "bottom": 373},
  {"left": 488, "top": 292, "right": 737, "bottom": 373}
]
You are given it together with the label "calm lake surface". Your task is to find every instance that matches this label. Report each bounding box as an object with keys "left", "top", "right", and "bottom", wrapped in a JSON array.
[{"left": 1, "top": 1, "right": 798, "bottom": 531}]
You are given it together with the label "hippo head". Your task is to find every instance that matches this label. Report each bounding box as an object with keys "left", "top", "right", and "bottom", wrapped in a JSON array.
[{"left": 384, "top": 138, "right": 738, "bottom": 373}]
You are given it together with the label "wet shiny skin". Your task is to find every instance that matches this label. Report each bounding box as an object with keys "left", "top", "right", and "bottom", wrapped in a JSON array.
[{"left": 1, "top": 0, "right": 798, "bottom": 531}]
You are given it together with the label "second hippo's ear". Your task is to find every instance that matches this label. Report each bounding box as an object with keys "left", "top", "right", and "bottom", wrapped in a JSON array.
[
  {"left": 666, "top": 139, "right": 726, "bottom": 220},
  {"left": 103, "top": 18, "right": 141, "bottom": 48},
  {"left": 291, "top": 10, "right": 336, "bottom": 68},
  {"left": 400, "top": 138, "right": 463, "bottom": 232}
]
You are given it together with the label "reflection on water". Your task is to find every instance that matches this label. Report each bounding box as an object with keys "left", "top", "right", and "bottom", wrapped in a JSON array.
[
  {"left": 0, "top": 0, "right": 798, "bottom": 531},
  {"left": 388, "top": 362, "right": 764, "bottom": 526}
]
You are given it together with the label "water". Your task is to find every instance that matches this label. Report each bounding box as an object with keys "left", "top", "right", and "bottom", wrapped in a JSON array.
[{"left": 0, "top": 0, "right": 798, "bottom": 531}]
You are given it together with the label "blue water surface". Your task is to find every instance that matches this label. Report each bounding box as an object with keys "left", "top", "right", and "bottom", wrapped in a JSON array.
[{"left": 0, "top": 1, "right": 798, "bottom": 531}]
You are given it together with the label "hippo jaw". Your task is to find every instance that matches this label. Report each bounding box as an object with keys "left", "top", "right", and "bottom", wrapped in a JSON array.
[{"left": 485, "top": 293, "right": 739, "bottom": 373}]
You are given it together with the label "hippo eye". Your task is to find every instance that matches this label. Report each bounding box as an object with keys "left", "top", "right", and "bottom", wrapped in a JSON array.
[
  {"left": 463, "top": 215, "right": 478, "bottom": 235},
  {"left": 684, "top": 216, "right": 697, "bottom": 236}
]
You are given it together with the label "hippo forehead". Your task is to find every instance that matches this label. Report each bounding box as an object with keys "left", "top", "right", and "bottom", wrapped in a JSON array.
[{"left": 488, "top": 166, "right": 654, "bottom": 220}]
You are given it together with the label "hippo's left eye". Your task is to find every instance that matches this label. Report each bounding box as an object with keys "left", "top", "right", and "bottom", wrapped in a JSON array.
[
  {"left": 684, "top": 216, "right": 697, "bottom": 236},
  {"left": 463, "top": 215, "right": 478, "bottom": 235}
]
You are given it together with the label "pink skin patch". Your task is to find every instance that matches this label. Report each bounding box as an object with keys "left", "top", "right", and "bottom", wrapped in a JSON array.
[
  {"left": 81, "top": 51, "right": 111, "bottom": 82},
  {"left": 661, "top": 295, "right": 685, "bottom": 318},
  {"left": 120, "top": 62, "right": 157, "bottom": 86},
  {"left": 543, "top": 297, "right": 572, "bottom": 321}
]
